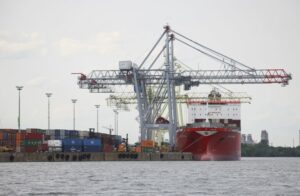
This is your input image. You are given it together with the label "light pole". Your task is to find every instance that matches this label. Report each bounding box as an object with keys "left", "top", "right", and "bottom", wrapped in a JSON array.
[
  {"left": 16, "top": 86, "right": 23, "bottom": 133},
  {"left": 46, "top": 93, "right": 52, "bottom": 132},
  {"left": 113, "top": 109, "right": 118, "bottom": 136},
  {"left": 95, "top": 105, "right": 100, "bottom": 132},
  {"left": 72, "top": 99, "right": 77, "bottom": 130},
  {"left": 16, "top": 86, "right": 23, "bottom": 153}
]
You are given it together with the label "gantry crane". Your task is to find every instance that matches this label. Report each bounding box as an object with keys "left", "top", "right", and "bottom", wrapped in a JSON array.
[{"left": 74, "top": 25, "right": 291, "bottom": 146}]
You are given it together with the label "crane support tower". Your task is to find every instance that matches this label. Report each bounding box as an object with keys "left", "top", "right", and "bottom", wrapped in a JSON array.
[{"left": 74, "top": 25, "right": 292, "bottom": 145}]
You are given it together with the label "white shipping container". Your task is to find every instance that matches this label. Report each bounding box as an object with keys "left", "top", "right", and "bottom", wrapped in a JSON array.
[
  {"left": 47, "top": 140, "right": 62, "bottom": 152},
  {"left": 79, "top": 131, "right": 90, "bottom": 138},
  {"left": 48, "top": 147, "right": 62, "bottom": 152},
  {"left": 47, "top": 140, "right": 62, "bottom": 147}
]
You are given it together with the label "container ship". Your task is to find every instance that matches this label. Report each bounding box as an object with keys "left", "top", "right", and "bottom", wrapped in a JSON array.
[{"left": 176, "top": 89, "right": 241, "bottom": 160}]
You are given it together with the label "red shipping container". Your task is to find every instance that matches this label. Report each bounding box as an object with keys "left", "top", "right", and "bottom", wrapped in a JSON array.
[
  {"left": 103, "top": 144, "right": 113, "bottom": 152},
  {"left": 102, "top": 137, "right": 113, "bottom": 145},
  {"left": 41, "top": 143, "right": 48, "bottom": 152},
  {"left": 24, "top": 146, "right": 39, "bottom": 153},
  {"left": 25, "top": 133, "right": 43, "bottom": 140}
]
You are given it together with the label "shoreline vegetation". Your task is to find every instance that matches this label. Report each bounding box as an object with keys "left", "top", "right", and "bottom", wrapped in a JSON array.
[{"left": 242, "top": 143, "right": 300, "bottom": 157}]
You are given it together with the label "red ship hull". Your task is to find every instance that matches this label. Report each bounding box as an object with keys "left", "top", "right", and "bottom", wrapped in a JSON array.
[{"left": 176, "top": 127, "right": 241, "bottom": 161}]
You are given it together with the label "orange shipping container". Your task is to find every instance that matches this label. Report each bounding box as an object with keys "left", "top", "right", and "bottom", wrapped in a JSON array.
[
  {"left": 141, "top": 140, "right": 154, "bottom": 148},
  {"left": 16, "top": 133, "right": 25, "bottom": 146},
  {"left": 118, "top": 143, "right": 126, "bottom": 152},
  {"left": 0, "top": 132, "right": 2, "bottom": 140},
  {"left": 16, "top": 133, "right": 23, "bottom": 140},
  {"left": 135, "top": 146, "right": 141, "bottom": 153}
]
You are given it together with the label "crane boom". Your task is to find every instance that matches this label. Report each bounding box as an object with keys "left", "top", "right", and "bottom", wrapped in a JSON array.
[{"left": 77, "top": 68, "right": 290, "bottom": 88}]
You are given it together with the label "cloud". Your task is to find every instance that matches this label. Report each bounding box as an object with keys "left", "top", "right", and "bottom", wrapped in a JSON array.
[
  {"left": 26, "top": 76, "right": 48, "bottom": 87},
  {"left": 56, "top": 32, "right": 121, "bottom": 56},
  {"left": 25, "top": 76, "right": 62, "bottom": 89},
  {"left": 0, "top": 32, "right": 46, "bottom": 59}
]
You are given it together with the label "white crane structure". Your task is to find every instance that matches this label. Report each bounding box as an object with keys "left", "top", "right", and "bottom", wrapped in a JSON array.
[{"left": 74, "top": 25, "right": 292, "bottom": 146}]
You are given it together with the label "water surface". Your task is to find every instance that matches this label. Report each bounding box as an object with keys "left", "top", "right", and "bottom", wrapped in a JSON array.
[{"left": 0, "top": 158, "right": 299, "bottom": 195}]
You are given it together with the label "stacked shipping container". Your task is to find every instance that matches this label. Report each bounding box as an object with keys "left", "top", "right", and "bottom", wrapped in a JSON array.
[
  {"left": 62, "top": 138, "right": 82, "bottom": 152},
  {"left": 47, "top": 140, "right": 62, "bottom": 152},
  {"left": 0, "top": 129, "right": 18, "bottom": 151},
  {"left": 48, "top": 130, "right": 80, "bottom": 140},
  {"left": 23, "top": 133, "right": 44, "bottom": 153},
  {"left": 0, "top": 128, "right": 122, "bottom": 153},
  {"left": 83, "top": 139, "right": 101, "bottom": 152},
  {"left": 141, "top": 140, "right": 155, "bottom": 152}
]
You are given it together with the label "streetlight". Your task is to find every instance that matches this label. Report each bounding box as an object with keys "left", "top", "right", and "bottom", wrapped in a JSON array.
[
  {"left": 71, "top": 99, "right": 77, "bottom": 130},
  {"left": 95, "top": 105, "right": 100, "bottom": 132},
  {"left": 46, "top": 93, "right": 52, "bottom": 132},
  {"left": 16, "top": 86, "right": 23, "bottom": 133},
  {"left": 113, "top": 109, "right": 119, "bottom": 136}
]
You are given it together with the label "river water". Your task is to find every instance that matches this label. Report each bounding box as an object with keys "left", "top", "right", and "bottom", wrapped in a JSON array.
[{"left": 0, "top": 157, "right": 299, "bottom": 196}]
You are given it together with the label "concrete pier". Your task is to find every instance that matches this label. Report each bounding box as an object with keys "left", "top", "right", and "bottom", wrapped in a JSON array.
[{"left": 0, "top": 152, "right": 193, "bottom": 162}]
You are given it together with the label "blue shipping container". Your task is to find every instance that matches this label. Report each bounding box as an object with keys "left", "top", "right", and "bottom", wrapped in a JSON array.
[
  {"left": 55, "top": 130, "right": 60, "bottom": 136},
  {"left": 3, "top": 133, "right": 9, "bottom": 140},
  {"left": 63, "top": 145, "right": 82, "bottom": 152},
  {"left": 62, "top": 138, "right": 82, "bottom": 152},
  {"left": 63, "top": 138, "right": 82, "bottom": 146},
  {"left": 67, "top": 130, "right": 79, "bottom": 138},
  {"left": 82, "top": 139, "right": 101, "bottom": 152},
  {"left": 83, "top": 139, "right": 101, "bottom": 146},
  {"left": 83, "top": 145, "right": 101, "bottom": 152}
]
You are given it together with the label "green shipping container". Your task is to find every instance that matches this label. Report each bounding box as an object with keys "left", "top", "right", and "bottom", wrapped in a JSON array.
[
  {"left": 22, "top": 139, "right": 43, "bottom": 146},
  {"left": 142, "top": 147, "right": 154, "bottom": 153},
  {"left": 37, "top": 130, "right": 46, "bottom": 134}
]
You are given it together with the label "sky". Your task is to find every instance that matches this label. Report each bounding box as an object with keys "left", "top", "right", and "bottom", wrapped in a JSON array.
[{"left": 0, "top": 0, "right": 299, "bottom": 146}]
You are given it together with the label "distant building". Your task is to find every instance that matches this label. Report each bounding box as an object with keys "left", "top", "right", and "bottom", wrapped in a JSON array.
[
  {"left": 241, "top": 134, "right": 246, "bottom": 144},
  {"left": 241, "top": 133, "right": 254, "bottom": 144},
  {"left": 246, "top": 134, "right": 254, "bottom": 144},
  {"left": 260, "top": 130, "right": 269, "bottom": 145}
]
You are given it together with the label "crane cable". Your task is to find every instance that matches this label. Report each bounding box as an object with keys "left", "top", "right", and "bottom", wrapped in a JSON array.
[{"left": 171, "top": 29, "right": 255, "bottom": 71}]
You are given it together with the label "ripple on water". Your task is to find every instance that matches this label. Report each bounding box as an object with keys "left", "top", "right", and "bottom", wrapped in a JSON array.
[{"left": 0, "top": 158, "right": 299, "bottom": 195}]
